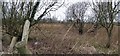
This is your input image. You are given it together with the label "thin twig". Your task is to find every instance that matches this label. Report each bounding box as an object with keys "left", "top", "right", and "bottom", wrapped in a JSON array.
[
  {"left": 36, "top": 26, "right": 49, "bottom": 38},
  {"left": 59, "top": 22, "right": 75, "bottom": 47},
  {"left": 61, "top": 23, "right": 75, "bottom": 42}
]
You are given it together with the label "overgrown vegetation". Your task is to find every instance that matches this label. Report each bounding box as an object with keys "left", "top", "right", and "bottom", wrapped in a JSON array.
[{"left": 1, "top": 0, "right": 119, "bottom": 54}]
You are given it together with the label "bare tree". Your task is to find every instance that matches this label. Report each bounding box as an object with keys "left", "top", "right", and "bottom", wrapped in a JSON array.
[
  {"left": 2, "top": 0, "right": 64, "bottom": 53},
  {"left": 66, "top": 2, "right": 89, "bottom": 34},
  {"left": 2, "top": 0, "right": 64, "bottom": 38},
  {"left": 86, "top": 6, "right": 101, "bottom": 33},
  {"left": 92, "top": 1, "right": 120, "bottom": 48}
]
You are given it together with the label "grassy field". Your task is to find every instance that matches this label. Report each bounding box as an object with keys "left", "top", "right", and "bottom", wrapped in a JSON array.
[{"left": 2, "top": 23, "right": 119, "bottom": 54}]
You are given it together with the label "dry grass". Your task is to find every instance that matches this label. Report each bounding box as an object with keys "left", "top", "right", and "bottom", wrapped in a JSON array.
[
  {"left": 27, "top": 23, "right": 119, "bottom": 54},
  {"left": 2, "top": 23, "right": 119, "bottom": 54}
]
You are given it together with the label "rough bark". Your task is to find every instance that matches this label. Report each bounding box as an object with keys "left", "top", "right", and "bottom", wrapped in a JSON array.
[
  {"left": 15, "top": 20, "right": 32, "bottom": 54},
  {"left": 106, "top": 30, "right": 112, "bottom": 48},
  {"left": 0, "top": 40, "right": 2, "bottom": 52},
  {"left": 118, "top": 26, "right": 120, "bottom": 56},
  {"left": 0, "top": 26, "right": 2, "bottom": 52},
  {"left": 0, "top": 33, "right": 2, "bottom": 52}
]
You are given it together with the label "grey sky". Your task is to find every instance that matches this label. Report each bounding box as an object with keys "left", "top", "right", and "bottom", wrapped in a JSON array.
[
  {"left": 1, "top": 0, "right": 119, "bottom": 21},
  {"left": 1, "top": 0, "right": 91, "bottom": 21},
  {"left": 49, "top": 0, "right": 92, "bottom": 21},
  {"left": 48, "top": 0, "right": 118, "bottom": 21}
]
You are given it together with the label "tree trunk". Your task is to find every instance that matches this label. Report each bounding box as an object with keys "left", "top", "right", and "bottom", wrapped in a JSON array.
[
  {"left": 78, "top": 22, "right": 84, "bottom": 34},
  {"left": 118, "top": 3, "right": 120, "bottom": 54},
  {"left": 15, "top": 20, "right": 32, "bottom": 54},
  {"left": 79, "top": 28, "right": 83, "bottom": 34},
  {"left": 0, "top": 37, "right": 2, "bottom": 52},
  {"left": 106, "top": 31, "right": 111, "bottom": 48},
  {"left": 0, "top": 27, "right": 2, "bottom": 52}
]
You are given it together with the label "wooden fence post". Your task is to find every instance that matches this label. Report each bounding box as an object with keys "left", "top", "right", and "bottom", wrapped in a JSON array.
[
  {"left": 15, "top": 20, "right": 32, "bottom": 54},
  {"left": 8, "top": 36, "right": 17, "bottom": 53}
]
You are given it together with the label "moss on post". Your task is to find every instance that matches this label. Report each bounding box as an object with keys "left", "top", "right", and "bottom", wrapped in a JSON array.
[{"left": 15, "top": 41, "right": 32, "bottom": 54}]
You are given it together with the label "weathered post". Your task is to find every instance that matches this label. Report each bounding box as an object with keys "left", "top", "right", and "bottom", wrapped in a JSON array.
[
  {"left": 15, "top": 20, "right": 32, "bottom": 54},
  {"left": 8, "top": 36, "right": 17, "bottom": 53},
  {"left": 0, "top": 26, "right": 2, "bottom": 52}
]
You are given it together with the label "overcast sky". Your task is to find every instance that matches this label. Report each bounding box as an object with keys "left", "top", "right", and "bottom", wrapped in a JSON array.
[
  {"left": 1, "top": 0, "right": 119, "bottom": 21},
  {"left": 0, "top": 0, "right": 93, "bottom": 21},
  {"left": 45, "top": 0, "right": 118, "bottom": 21},
  {"left": 48, "top": 0, "right": 91, "bottom": 21}
]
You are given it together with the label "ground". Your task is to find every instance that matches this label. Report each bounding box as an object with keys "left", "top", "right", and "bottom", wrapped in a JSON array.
[{"left": 2, "top": 23, "right": 119, "bottom": 54}]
